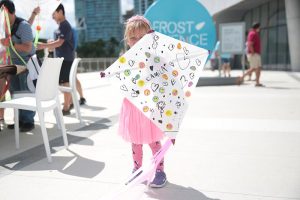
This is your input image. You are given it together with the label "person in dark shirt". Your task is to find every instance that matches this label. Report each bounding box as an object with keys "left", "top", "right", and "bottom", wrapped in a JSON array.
[{"left": 37, "top": 4, "right": 75, "bottom": 115}]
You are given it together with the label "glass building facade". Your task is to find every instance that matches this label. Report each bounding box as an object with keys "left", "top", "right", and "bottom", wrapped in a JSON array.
[
  {"left": 75, "top": 0, "right": 122, "bottom": 45},
  {"left": 243, "top": 0, "right": 290, "bottom": 70},
  {"left": 134, "top": 0, "right": 155, "bottom": 14}
]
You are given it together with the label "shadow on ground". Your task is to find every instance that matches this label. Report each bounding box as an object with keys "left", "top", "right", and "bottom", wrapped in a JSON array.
[
  {"left": 0, "top": 115, "right": 119, "bottom": 178},
  {"left": 145, "top": 182, "right": 220, "bottom": 200}
]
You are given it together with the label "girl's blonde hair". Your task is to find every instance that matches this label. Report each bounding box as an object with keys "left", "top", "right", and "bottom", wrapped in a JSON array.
[{"left": 124, "top": 15, "right": 151, "bottom": 42}]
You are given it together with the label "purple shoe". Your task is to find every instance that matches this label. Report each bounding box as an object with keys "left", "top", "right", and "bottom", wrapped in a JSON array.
[{"left": 150, "top": 170, "right": 167, "bottom": 188}]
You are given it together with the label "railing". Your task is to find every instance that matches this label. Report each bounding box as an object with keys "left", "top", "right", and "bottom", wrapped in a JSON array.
[{"left": 77, "top": 57, "right": 117, "bottom": 73}]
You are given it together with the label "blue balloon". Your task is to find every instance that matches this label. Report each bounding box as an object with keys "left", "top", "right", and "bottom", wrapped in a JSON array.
[{"left": 145, "top": 0, "right": 216, "bottom": 51}]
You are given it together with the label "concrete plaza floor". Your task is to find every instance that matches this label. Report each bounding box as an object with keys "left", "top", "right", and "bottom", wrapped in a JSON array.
[{"left": 0, "top": 70, "right": 299, "bottom": 200}]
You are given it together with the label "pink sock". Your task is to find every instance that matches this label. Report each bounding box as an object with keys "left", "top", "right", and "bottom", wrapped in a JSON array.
[
  {"left": 132, "top": 143, "right": 143, "bottom": 170},
  {"left": 149, "top": 141, "right": 164, "bottom": 171}
]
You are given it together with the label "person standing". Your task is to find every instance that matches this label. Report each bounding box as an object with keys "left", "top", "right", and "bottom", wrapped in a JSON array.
[
  {"left": 238, "top": 22, "right": 264, "bottom": 87},
  {"left": 37, "top": 4, "right": 74, "bottom": 115},
  {"left": 0, "top": 0, "right": 36, "bottom": 132},
  {"left": 118, "top": 15, "right": 169, "bottom": 188}
]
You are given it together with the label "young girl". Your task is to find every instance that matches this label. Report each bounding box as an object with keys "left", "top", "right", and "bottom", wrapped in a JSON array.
[{"left": 118, "top": 15, "right": 167, "bottom": 188}]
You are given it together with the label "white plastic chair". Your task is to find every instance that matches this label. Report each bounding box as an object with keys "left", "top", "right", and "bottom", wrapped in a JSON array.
[
  {"left": 0, "top": 58, "right": 67, "bottom": 162},
  {"left": 59, "top": 58, "right": 83, "bottom": 123}
]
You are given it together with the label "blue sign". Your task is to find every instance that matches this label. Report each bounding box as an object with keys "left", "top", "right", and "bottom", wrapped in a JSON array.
[{"left": 145, "top": 0, "right": 216, "bottom": 51}]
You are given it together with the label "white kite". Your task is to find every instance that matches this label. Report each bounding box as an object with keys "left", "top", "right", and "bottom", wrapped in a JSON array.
[
  {"left": 101, "top": 31, "right": 209, "bottom": 197},
  {"left": 13, "top": 0, "right": 62, "bottom": 42},
  {"left": 104, "top": 31, "right": 209, "bottom": 138}
]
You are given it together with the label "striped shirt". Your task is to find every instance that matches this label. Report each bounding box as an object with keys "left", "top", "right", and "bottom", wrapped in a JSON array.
[{"left": 10, "top": 20, "right": 35, "bottom": 65}]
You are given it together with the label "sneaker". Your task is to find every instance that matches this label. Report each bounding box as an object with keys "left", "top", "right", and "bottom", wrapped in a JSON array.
[
  {"left": 62, "top": 109, "right": 71, "bottom": 116},
  {"left": 255, "top": 83, "right": 265, "bottom": 87},
  {"left": 150, "top": 170, "right": 167, "bottom": 188},
  {"left": 0, "top": 118, "right": 4, "bottom": 131},
  {"left": 236, "top": 76, "right": 243, "bottom": 85},
  {"left": 7, "top": 121, "right": 24, "bottom": 129},
  {"left": 20, "top": 123, "right": 35, "bottom": 132},
  {"left": 69, "top": 103, "right": 74, "bottom": 110},
  {"left": 79, "top": 97, "right": 86, "bottom": 105}
]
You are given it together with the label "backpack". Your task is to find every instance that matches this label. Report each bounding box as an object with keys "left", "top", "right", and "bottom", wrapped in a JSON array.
[
  {"left": 72, "top": 27, "right": 78, "bottom": 50},
  {"left": 11, "top": 17, "right": 25, "bottom": 39},
  {"left": 11, "top": 17, "right": 42, "bottom": 92}
]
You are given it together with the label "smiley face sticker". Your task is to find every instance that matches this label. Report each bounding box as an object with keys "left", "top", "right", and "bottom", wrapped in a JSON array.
[
  {"left": 153, "top": 96, "right": 159, "bottom": 102},
  {"left": 159, "top": 87, "right": 165, "bottom": 94},
  {"left": 172, "top": 89, "right": 178, "bottom": 96},
  {"left": 172, "top": 70, "right": 178, "bottom": 77},
  {"left": 124, "top": 69, "right": 131, "bottom": 76},
  {"left": 139, "top": 62, "right": 145, "bottom": 69},
  {"left": 137, "top": 79, "right": 145, "bottom": 87},
  {"left": 165, "top": 110, "right": 173, "bottom": 117},
  {"left": 143, "top": 106, "right": 149, "bottom": 112},
  {"left": 119, "top": 57, "right": 126, "bottom": 64},
  {"left": 154, "top": 56, "right": 160, "bottom": 63}
]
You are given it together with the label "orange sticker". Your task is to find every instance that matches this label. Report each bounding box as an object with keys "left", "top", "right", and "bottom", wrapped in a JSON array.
[
  {"left": 143, "top": 106, "right": 149, "bottom": 112},
  {"left": 162, "top": 74, "right": 168, "bottom": 80},
  {"left": 185, "top": 91, "right": 191, "bottom": 97},
  {"left": 177, "top": 43, "right": 182, "bottom": 49},
  {"left": 144, "top": 89, "right": 150, "bottom": 96},
  {"left": 172, "top": 70, "right": 178, "bottom": 77},
  {"left": 166, "top": 123, "right": 173, "bottom": 130}
]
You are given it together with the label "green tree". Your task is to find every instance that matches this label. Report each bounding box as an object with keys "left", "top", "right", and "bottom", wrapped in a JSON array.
[{"left": 77, "top": 37, "right": 121, "bottom": 58}]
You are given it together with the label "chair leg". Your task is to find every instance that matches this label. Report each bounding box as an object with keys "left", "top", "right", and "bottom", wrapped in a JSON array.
[
  {"left": 37, "top": 110, "right": 52, "bottom": 163},
  {"left": 14, "top": 108, "right": 19, "bottom": 149},
  {"left": 53, "top": 109, "right": 61, "bottom": 130},
  {"left": 56, "top": 101, "right": 68, "bottom": 148},
  {"left": 71, "top": 91, "right": 83, "bottom": 123}
]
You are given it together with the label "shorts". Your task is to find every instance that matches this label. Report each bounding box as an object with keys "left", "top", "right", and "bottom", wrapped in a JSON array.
[
  {"left": 59, "top": 60, "right": 73, "bottom": 84},
  {"left": 247, "top": 53, "right": 261, "bottom": 68}
]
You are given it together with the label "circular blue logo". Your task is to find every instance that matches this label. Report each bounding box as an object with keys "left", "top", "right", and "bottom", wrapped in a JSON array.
[{"left": 145, "top": 0, "right": 216, "bottom": 51}]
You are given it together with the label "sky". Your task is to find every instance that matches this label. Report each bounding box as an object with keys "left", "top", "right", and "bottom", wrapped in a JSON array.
[{"left": 13, "top": 0, "right": 134, "bottom": 39}]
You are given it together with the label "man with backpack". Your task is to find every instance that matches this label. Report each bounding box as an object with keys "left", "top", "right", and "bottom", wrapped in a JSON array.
[{"left": 0, "top": 0, "right": 36, "bottom": 132}]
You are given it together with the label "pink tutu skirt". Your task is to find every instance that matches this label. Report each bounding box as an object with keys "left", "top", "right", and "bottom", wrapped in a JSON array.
[{"left": 118, "top": 98, "right": 164, "bottom": 144}]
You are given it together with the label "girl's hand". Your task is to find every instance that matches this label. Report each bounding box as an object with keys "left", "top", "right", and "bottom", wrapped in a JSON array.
[
  {"left": 171, "top": 139, "right": 176, "bottom": 145},
  {"left": 100, "top": 71, "right": 106, "bottom": 78}
]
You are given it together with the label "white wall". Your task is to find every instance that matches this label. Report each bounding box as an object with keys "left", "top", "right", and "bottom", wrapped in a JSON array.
[{"left": 198, "top": 0, "right": 243, "bottom": 15}]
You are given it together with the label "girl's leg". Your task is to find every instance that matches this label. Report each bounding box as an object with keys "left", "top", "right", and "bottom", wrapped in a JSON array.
[
  {"left": 132, "top": 143, "right": 143, "bottom": 170},
  {"left": 149, "top": 141, "right": 164, "bottom": 171}
]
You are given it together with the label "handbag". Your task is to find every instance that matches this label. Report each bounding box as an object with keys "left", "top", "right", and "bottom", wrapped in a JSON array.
[
  {"left": 26, "top": 54, "right": 43, "bottom": 92},
  {"left": 26, "top": 54, "right": 42, "bottom": 83}
]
